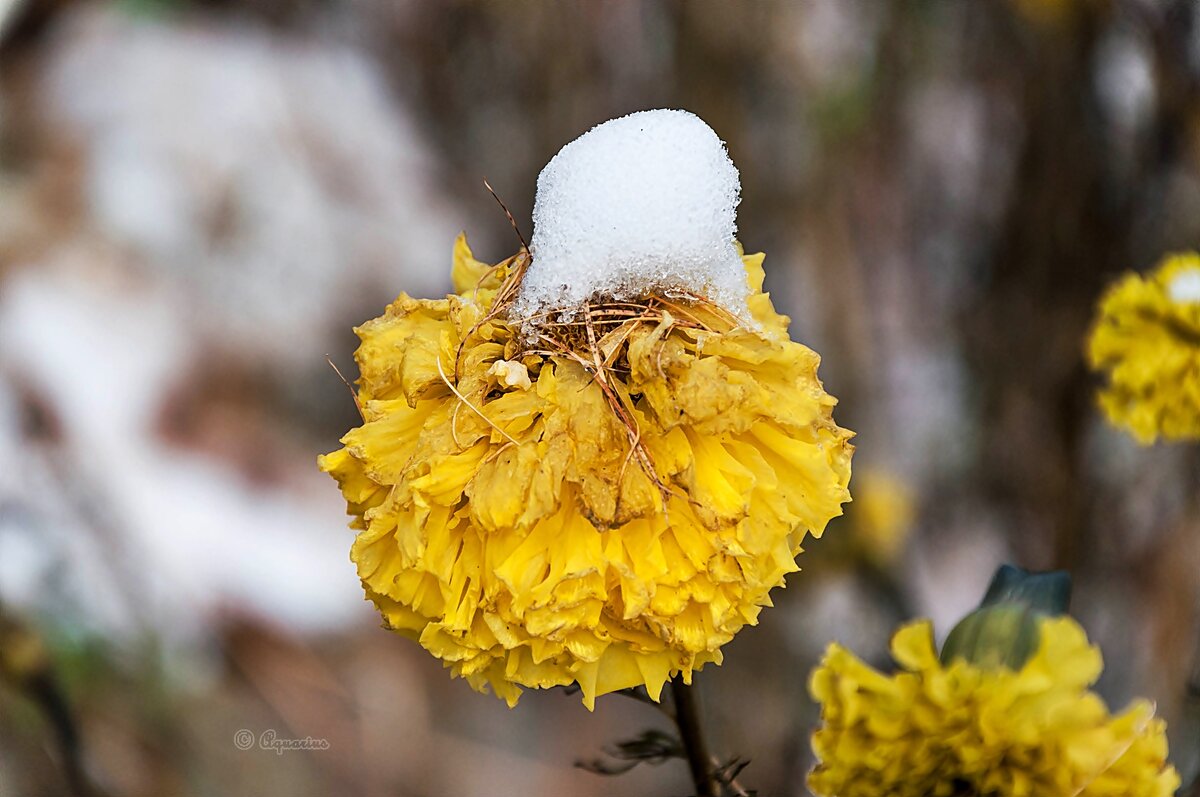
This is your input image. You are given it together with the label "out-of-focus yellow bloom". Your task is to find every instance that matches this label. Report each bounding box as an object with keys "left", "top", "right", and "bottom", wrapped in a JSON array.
[
  {"left": 848, "top": 470, "right": 914, "bottom": 566},
  {"left": 809, "top": 616, "right": 1179, "bottom": 797},
  {"left": 1087, "top": 252, "right": 1200, "bottom": 444},
  {"left": 1013, "top": 0, "right": 1077, "bottom": 26},
  {"left": 320, "top": 235, "right": 853, "bottom": 708}
]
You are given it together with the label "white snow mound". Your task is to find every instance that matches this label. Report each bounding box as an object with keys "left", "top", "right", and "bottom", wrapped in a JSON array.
[
  {"left": 1168, "top": 268, "right": 1200, "bottom": 303},
  {"left": 513, "top": 109, "right": 748, "bottom": 321}
]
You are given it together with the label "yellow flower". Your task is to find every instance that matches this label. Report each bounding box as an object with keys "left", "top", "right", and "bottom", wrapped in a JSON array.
[
  {"left": 1087, "top": 252, "right": 1200, "bottom": 444},
  {"left": 809, "top": 616, "right": 1179, "bottom": 797},
  {"left": 319, "top": 234, "right": 853, "bottom": 708},
  {"left": 848, "top": 470, "right": 915, "bottom": 566},
  {"left": 1012, "top": 0, "right": 1077, "bottom": 26}
]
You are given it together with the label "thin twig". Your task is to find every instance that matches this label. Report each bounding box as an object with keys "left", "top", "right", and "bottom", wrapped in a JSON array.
[
  {"left": 483, "top": 178, "right": 529, "bottom": 252},
  {"left": 325, "top": 355, "right": 364, "bottom": 420},
  {"left": 534, "top": 330, "right": 670, "bottom": 506},
  {"left": 454, "top": 248, "right": 530, "bottom": 380},
  {"left": 451, "top": 232, "right": 736, "bottom": 509},
  {"left": 435, "top": 356, "right": 517, "bottom": 445},
  {"left": 711, "top": 756, "right": 752, "bottom": 797}
]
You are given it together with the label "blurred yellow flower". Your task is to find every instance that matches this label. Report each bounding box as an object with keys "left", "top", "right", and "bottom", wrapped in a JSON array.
[
  {"left": 809, "top": 616, "right": 1179, "bottom": 797},
  {"left": 1013, "top": 0, "right": 1076, "bottom": 26},
  {"left": 849, "top": 470, "right": 914, "bottom": 566},
  {"left": 320, "top": 235, "right": 853, "bottom": 708},
  {"left": 1087, "top": 252, "right": 1200, "bottom": 444}
]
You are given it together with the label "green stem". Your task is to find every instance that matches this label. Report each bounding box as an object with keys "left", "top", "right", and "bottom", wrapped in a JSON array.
[{"left": 671, "top": 678, "right": 717, "bottom": 797}]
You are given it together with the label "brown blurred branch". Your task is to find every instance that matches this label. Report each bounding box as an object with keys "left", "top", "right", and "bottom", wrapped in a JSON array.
[
  {"left": 1176, "top": 448, "right": 1200, "bottom": 795},
  {"left": 1184, "top": 643, "right": 1200, "bottom": 797}
]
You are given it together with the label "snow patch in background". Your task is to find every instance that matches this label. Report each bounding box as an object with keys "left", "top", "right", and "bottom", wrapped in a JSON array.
[
  {"left": 0, "top": 6, "right": 463, "bottom": 643},
  {"left": 41, "top": 7, "right": 457, "bottom": 365},
  {"left": 515, "top": 109, "right": 748, "bottom": 320},
  {"left": 0, "top": 219, "right": 367, "bottom": 645}
]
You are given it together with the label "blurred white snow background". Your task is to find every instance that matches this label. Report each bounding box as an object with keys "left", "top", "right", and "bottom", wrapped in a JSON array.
[{"left": 0, "top": 4, "right": 459, "bottom": 646}]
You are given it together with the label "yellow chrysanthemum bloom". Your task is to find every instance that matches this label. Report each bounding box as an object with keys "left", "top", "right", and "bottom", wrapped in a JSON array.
[
  {"left": 319, "top": 235, "right": 853, "bottom": 709},
  {"left": 848, "top": 470, "right": 914, "bottom": 566},
  {"left": 809, "top": 616, "right": 1179, "bottom": 797},
  {"left": 1087, "top": 251, "right": 1200, "bottom": 444}
]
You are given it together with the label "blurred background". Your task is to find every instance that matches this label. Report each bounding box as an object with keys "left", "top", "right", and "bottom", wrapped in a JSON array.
[{"left": 1, "top": 0, "right": 1199, "bottom": 795}]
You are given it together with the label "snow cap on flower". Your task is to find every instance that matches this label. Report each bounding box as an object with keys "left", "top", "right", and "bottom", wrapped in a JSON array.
[
  {"left": 514, "top": 109, "right": 748, "bottom": 320},
  {"left": 1167, "top": 265, "right": 1200, "bottom": 303},
  {"left": 319, "top": 110, "right": 853, "bottom": 710}
]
